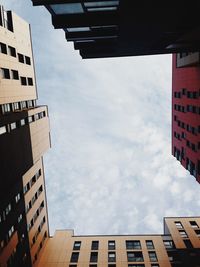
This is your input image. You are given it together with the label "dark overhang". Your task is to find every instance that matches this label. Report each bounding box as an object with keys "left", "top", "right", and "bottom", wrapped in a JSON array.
[{"left": 31, "top": 0, "right": 200, "bottom": 59}]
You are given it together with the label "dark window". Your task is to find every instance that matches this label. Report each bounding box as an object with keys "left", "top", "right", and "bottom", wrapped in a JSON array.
[
  {"left": 190, "top": 221, "right": 199, "bottom": 228},
  {"left": 1, "top": 68, "right": 10, "bottom": 79},
  {"left": 25, "top": 56, "right": 31, "bottom": 65},
  {"left": 73, "top": 241, "right": 81, "bottom": 250},
  {"left": 183, "top": 239, "right": 193, "bottom": 249},
  {"left": 175, "top": 221, "right": 183, "bottom": 229},
  {"left": 20, "top": 77, "right": 27, "bottom": 85},
  {"left": 91, "top": 241, "right": 99, "bottom": 250},
  {"left": 126, "top": 240, "right": 141, "bottom": 249},
  {"left": 90, "top": 252, "right": 98, "bottom": 262},
  {"left": 127, "top": 252, "right": 143, "bottom": 262},
  {"left": 149, "top": 251, "right": 157, "bottom": 262},
  {"left": 128, "top": 265, "right": 145, "bottom": 267},
  {"left": 11, "top": 70, "right": 19, "bottom": 80},
  {"left": 146, "top": 240, "right": 154, "bottom": 249},
  {"left": 195, "top": 229, "right": 200, "bottom": 237},
  {"left": 163, "top": 240, "right": 174, "bottom": 249},
  {"left": 179, "top": 230, "right": 188, "bottom": 238},
  {"left": 27, "top": 77, "right": 33, "bottom": 85},
  {"left": 8, "top": 46, "right": 16, "bottom": 57},
  {"left": 108, "top": 252, "right": 116, "bottom": 262},
  {"left": 0, "top": 42, "right": 7, "bottom": 54},
  {"left": 18, "top": 53, "right": 24, "bottom": 63},
  {"left": 108, "top": 265, "right": 116, "bottom": 267},
  {"left": 108, "top": 240, "right": 115, "bottom": 250},
  {"left": 70, "top": 252, "right": 79, "bottom": 263},
  {"left": 69, "top": 265, "right": 77, "bottom": 267},
  {"left": 89, "top": 265, "right": 97, "bottom": 267}
]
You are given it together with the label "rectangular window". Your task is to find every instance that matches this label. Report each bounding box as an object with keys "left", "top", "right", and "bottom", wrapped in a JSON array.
[
  {"left": 8, "top": 46, "right": 16, "bottom": 57},
  {"left": 148, "top": 251, "right": 157, "bottom": 262},
  {"left": 11, "top": 70, "right": 19, "bottom": 80},
  {"left": 10, "top": 122, "right": 17, "bottom": 130},
  {"left": 151, "top": 265, "right": 159, "bottom": 267},
  {"left": 0, "top": 42, "right": 7, "bottom": 54},
  {"left": 183, "top": 239, "right": 193, "bottom": 248},
  {"left": 108, "top": 240, "right": 115, "bottom": 250},
  {"left": 195, "top": 230, "right": 200, "bottom": 237},
  {"left": 25, "top": 56, "right": 31, "bottom": 65},
  {"left": 128, "top": 265, "right": 145, "bottom": 267},
  {"left": 163, "top": 240, "right": 174, "bottom": 249},
  {"left": 127, "top": 252, "right": 143, "bottom": 262},
  {"left": 146, "top": 240, "right": 154, "bottom": 249},
  {"left": 1, "top": 68, "right": 10, "bottom": 79},
  {"left": 18, "top": 53, "right": 24, "bottom": 63},
  {"left": 179, "top": 230, "right": 188, "bottom": 238},
  {"left": 20, "top": 77, "right": 27, "bottom": 85},
  {"left": 126, "top": 240, "right": 141, "bottom": 249},
  {"left": 91, "top": 241, "right": 99, "bottom": 250},
  {"left": 175, "top": 221, "right": 183, "bottom": 229},
  {"left": 73, "top": 241, "right": 81, "bottom": 250},
  {"left": 20, "top": 119, "right": 26, "bottom": 126},
  {"left": 27, "top": 77, "right": 33, "bottom": 85},
  {"left": 108, "top": 252, "right": 116, "bottom": 262},
  {"left": 70, "top": 252, "right": 79, "bottom": 262},
  {"left": 0, "top": 126, "right": 6, "bottom": 135},
  {"left": 190, "top": 221, "right": 199, "bottom": 228},
  {"left": 90, "top": 252, "right": 98, "bottom": 262}
]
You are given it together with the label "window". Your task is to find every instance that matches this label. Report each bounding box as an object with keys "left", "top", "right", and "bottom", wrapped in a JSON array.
[
  {"left": 27, "top": 77, "right": 33, "bottom": 86},
  {"left": 90, "top": 252, "right": 98, "bottom": 262},
  {"left": 5, "top": 203, "right": 12, "bottom": 215},
  {"left": 163, "top": 240, "right": 174, "bottom": 249},
  {"left": 151, "top": 265, "right": 159, "bottom": 267},
  {"left": 28, "top": 116, "right": 33, "bottom": 123},
  {"left": 195, "top": 230, "right": 200, "bottom": 237},
  {"left": 0, "top": 42, "right": 7, "bottom": 54},
  {"left": 175, "top": 221, "right": 183, "bottom": 229},
  {"left": 10, "top": 122, "right": 17, "bottom": 130},
  {"left": 1, "top": 68, "right": 10, "bottom": 79},
  {"left": 73, "top": 241, "right": 81, "bottom": 250},
  {"left": 148, "top": 251, "right": 157, "bottom": 262},
  {"left": 183, "top": 239, "right": 193, "bottom": 248},
  {"left": 18, "top": 214, "right": 22, "bottom": 223},
  {"left": 20, "top": 77, "right": 27, "bottom": 85},
  {"left": 8, "top": 226, "right": 14, "bottom": 238},
  {"left": 50, "top": 3, "right": 84, "bottom": 15},
  {"left": 108, "top": 252, "right": 116, "bottom": 262},
  {"left": 8, "top": 46, "right": 16, "bottom": 57},
  {"left": 127, "top": 252, "right": 143, "bottom": 262},
  {"left": 179, "top": 230, "right": 188, "bottom": 238},
  {"left": 91, "top": 241, "right": 99, "bottom": 250},
  {"left": 0, "top": 126, "right": 6, "bottom": 135},
  {"left": 12, "top": 102, "right": 20, "bottom": 111},
  {"left": 70, "top": 252, "right": 79, "bottom": 262},
  {"left": 146, "top": 240, "right": 154, "bottom": 249},
  {"left": 20, "top": 119, "right": 26, "bottom": 126},
  {"left": 15, "top": 193, "right": 20, "bottom": 203},
  {"left": 89, "top": 265, "right": 97, "bottom": 267},
  {"left": 108, "top": 240, "right": 115, "bottom": 250},
  {"left": 18, "top": 53, "right": 24, "bottom": 63},
  {"left": 11, "top": 70, "right": 19, "bottom": 80},
  {"left": 128, "top": 265, "right": 145, "bottom": 267},
  {"left": 190, "top": 221, "right": 199, "bottom": 228},
  {"left": 108, "top": 265, "right": 116, "bottom": 267},
  {"left": 25, "top": 56, "right": 31, "bottom": 65},
  {"left": 126, "top": 240, "right": 141, "bottom": 249}
]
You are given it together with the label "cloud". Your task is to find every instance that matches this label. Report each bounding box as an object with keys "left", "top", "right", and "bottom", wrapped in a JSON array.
[{"left": 5, "top": 1, "right": 200, "bottom": 236}]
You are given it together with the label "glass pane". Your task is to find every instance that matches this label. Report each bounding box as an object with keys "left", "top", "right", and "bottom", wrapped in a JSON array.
[
  {"left": 87, "top": 7, "right": 117, "bottom": 11},
  {"left": 84, "top": 1, "right": 119, "bottom": 7},
  {"left": 50, "top": 3, "right": 84, "bottom": 15},
  {"left": 67, "top": 27, "right": 90, "bottom": 33}
]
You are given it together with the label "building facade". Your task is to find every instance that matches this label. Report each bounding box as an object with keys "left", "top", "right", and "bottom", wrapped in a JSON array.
[
  {"left": 172, "top": 53, "right": 200, "bottom": 183},
  {"left": 36, "top": 217, "right": 200, "bottom": 267},
  {"left": 31, "top": 1, "right": 200, "bottom": 59},
  {"left": 0, "top": 6, "right": 50, "bottom": 267}
]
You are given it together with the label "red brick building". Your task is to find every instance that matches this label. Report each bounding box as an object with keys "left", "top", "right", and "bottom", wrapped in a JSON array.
[{"left": 172, "top": 53, "right": 200, "bottom": 183}]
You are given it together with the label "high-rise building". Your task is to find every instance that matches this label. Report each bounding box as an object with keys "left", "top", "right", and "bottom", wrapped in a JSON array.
[
  {"left": 35, "top": 217, "right": 200, "bottom": 267},
  {"left": 0, "top": 6, "right": 50, "bottom": 267},
  {"left": 172, "top": 53, "right": 200, "bottom": 183},
  {"left": 31, "top": 1, "right": 200, "bottom": 59}
]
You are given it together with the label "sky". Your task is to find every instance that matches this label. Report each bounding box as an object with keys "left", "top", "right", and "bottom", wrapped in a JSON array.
[{"left": 2, "top": 0, "right": 200, "bottom": 236}]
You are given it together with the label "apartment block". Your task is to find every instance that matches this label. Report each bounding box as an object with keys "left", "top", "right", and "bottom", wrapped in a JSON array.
[
  {"left": 31, "top": 1, "right": 200, "bottom": 59},
  {"left": 0, "top": 6, "right": 50, "bottom": 267},
  {"left": 36, "top": 217, "right": 200, "bottom": 267},
  {"left": 172, "top": 53, "right": 200, "bottom": 183}
]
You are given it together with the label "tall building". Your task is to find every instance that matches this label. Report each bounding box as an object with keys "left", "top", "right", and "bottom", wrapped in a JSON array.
[
  {"left": 172, "top": 53, "right": 200, "bottom": 183},
  {"left": 35, "top": 217, "right": 200, "bottom": 267},
  {"left": 31, "top": 1, "right": 200, "bottom": 59},
  {"left": 0, "top": 6, "right": 50, "bottom": 267}
]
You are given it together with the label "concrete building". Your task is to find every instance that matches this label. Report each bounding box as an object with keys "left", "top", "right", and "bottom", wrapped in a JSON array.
[
  {"left": 36, "top": 217, "right": 200, "bottom": 267},
  {"left": 31, "top": 1, "right": 200, "bottom": 59},
  {"left": 0, "top": 5, "right": 50, "bottom": 267},
  {"left": 172, "top": 52, "right": 200, "bottom": 183}
]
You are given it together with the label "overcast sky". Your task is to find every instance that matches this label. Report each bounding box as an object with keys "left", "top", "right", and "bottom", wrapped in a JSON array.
[{"left": 3, "top": 0, "right": 200, "bottom": 236}]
